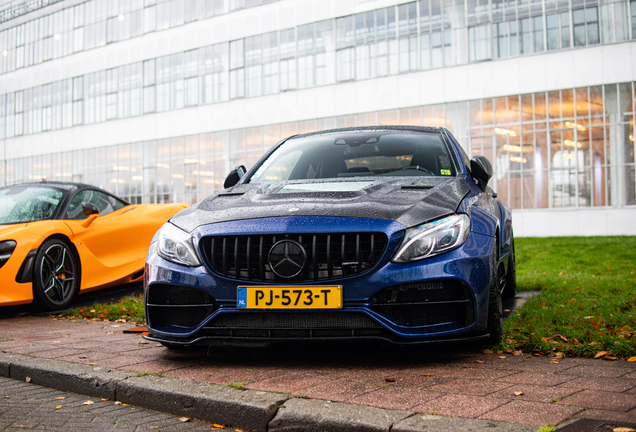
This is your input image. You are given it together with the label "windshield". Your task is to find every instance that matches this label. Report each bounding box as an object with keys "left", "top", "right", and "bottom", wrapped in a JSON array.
[
  {"left": 249, "top": 131, "right": 457, "bottom": 183},
  {"left": 0, "top": 186, "right": 64, "bottom": 224}
]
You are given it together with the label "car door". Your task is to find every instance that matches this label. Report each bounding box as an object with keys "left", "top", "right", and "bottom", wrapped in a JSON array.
[{"left": 63, "top": 189, "right": 143, "bottom": 290}]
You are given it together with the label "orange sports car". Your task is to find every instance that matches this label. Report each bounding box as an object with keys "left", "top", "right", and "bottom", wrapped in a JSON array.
[{"left": 0, "top": 181, "right": 188, "bottom": 310}]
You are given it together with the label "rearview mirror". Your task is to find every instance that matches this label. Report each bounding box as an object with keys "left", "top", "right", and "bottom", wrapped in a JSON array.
[
  {"left": 81, "top": 202, "right": 100, "bottom": 217},
  {"left": 223, "top": 165, "right": 247, "bottom": 189},
  {"left": 470, "top": 155, "right": 493, "bottom": 192}
]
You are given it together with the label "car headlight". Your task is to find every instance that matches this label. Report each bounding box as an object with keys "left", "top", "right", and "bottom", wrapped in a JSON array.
[
  {"left": 157, "top": 223, "right": 201, "bottom": 267},
  {"left": 392, "top": 214, "right": 470, "bottom": 263}
]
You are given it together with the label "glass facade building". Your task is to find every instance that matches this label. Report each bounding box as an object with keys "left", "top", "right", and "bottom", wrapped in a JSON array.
[{"left": 0, "top": 0, "right": 634, "bottom": 236}]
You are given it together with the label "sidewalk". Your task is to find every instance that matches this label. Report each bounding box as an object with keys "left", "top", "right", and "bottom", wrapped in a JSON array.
[{"left": 1, "top": 315, "right": 635, "bottom": 430}]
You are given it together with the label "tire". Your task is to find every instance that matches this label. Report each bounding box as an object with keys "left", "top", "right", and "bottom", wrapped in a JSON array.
[
  {"left": 32, "top": 238, "right": 79, "bottom": 311},
  {"left": 487, "top": 239, "right": 503, "bottom": 345},
  {"left": 502, "top": 234, "right": 517, "bottom": 300}
]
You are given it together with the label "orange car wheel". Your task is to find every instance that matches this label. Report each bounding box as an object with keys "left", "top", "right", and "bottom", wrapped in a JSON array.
[{"left": 32, "top": 238, "right": 79, "bottom": 311}]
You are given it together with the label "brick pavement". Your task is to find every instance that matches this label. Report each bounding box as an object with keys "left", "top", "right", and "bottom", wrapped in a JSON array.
[
  {"left": 1, "top": 315, "right": 635, "bottom": 427},
  {"left": 0, "top": 376, "right": 214, "bottom": 431}
]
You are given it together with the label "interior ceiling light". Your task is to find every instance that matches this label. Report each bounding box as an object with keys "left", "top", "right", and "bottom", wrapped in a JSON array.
[
  {"left": 494, "top": 127, "right": 517, "bottom": 137},
  {"left": 564, "top": 139, "right": 583, "bottom": 148},
  {"left": 565, "top": 121, "right": 586, "bottom": 131}
]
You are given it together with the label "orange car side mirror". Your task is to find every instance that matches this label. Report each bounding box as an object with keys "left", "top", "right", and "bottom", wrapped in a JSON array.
[
  {"left": 80, "top": 202, "right": 100, "bottom": 228},
  {"left": 82, "top": 202, "right": 99, "bottom": 217}
]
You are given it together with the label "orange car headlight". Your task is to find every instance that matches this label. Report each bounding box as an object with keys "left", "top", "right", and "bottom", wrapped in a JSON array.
[{"left": 0, "top": 240, "right": 16, "bottom": 269}]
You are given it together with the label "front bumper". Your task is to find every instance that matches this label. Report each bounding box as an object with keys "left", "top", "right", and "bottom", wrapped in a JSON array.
[{"left": 144, "top": 216, "right": 495, "bottom": 345}]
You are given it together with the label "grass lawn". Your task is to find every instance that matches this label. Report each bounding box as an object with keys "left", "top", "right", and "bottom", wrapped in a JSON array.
[
  {"left": 64, "top": 294, "right": 145, "bottom": 324},
  {"left": 62, "top": 236, "right": 636, "bottom": 358},
  {"left": 503, "top": 236, "right": 636, "bottom": 358}
]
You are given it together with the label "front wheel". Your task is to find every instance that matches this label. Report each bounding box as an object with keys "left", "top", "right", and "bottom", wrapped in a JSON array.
[
  {"left": 32, "top": 238, "right": 79, "bottom": 311},
  {"left": 487, "top": 240, "right": 503, "bottom": 345}
]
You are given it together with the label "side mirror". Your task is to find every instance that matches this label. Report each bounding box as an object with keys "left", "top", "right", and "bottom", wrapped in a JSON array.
[
  {"left": 223, "top": 165, "right": 247, "bottom": 189},
  {"left": 470, "top": 155, "right": 493, "bottom": 192},
  {"left": 81, "top": 202, "right": 100, "bottom": 217}
]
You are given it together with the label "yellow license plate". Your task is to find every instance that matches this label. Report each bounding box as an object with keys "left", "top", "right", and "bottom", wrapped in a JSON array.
[{"left": 237, "top": 286, "right": 342, "bottom": 310}]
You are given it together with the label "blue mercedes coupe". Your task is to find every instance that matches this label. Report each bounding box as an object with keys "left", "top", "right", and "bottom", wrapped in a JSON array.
[{"left": 143, "top": 126, "right": 516, "bottom": 347}]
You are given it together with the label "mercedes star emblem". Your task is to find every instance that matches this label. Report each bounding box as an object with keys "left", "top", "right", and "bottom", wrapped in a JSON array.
[{"left": 268, "top": 240, "right": 306, "bottom": 278}]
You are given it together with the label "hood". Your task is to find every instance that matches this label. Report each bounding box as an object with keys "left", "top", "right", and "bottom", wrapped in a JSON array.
[{"left": 171, "top": 177, "right": 471, "bottom": 233}]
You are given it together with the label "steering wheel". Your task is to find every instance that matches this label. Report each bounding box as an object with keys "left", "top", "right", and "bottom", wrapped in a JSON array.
[{"left": 401, "top": 165, "right": 434, "bottom": 175}]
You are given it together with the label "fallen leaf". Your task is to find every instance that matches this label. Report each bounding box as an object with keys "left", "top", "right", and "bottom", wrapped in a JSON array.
[
  {"left": 179, "top": 417, "right": 190, "bottom": 423},
  {"left": 149, "top": 427, "right": 159, "bottom": 430},
  {"left": 550, "top": 359, "right": 560, "bottom": 364},
  {"left": 475, "top": 360, "right": 484, "bottom": 363},
  {"left": 88, "top": 363, "right": 97, "bottom": 366},
  {"left": 594, "top": 351, "right": 608, "bottom": 359},
  {"left": 55, "top": 397, "right": 65, "bottom": 400},
  {"left": 514, "top": 391, "right": 524, "bottom": 396},
  {"left": 78, "top": 356, "right": 87, "bottom": 359},
  {"left": 603, "top": 355, "right": 616, "bottom": 361},
  {"left": 16, "top": 425, "right": 27, "bottom": 428},
  {"left": 512, "top": 350, "right": 523, "bottom": 356},
  {"left": 4, "top": 396, "right": 9, "bottom": 398},
  {"left": 385, "top": 378, "right": 397, "bottom": 383},
  {"left": 82, "top": 401, "right": 94, "bottom": 405},
  {"left": 628, "top": 357, "right": 636, "bottom": 362},
  {"left": 55, "top": 405, "right": 62, "bottom": 409},
  {"left": 25, "top": 377, "right": 31, "bottom": 383},
  {"left": 138, "top": 341, "right": 149, "bottom": 344},
  {"left": 212, "top": 424, "right": 226, "bottom": 429},
  {"left": 111, "top": 324, "right": 123, "bottom": 327},
  {"left": 483, "top": 349, "right": 493, "bottom": 354},
  {"left": 115, "top": 401, "right": 122, "bottom": 405},
  {"left": 421, "top": 373, "right": 433, "bottom": 376},
  {"left": 155, "top": 344, "right": 162, "bottom": 347},
  {"left": 499, "top": 356, "right": 507, "bottom": 359},
  {"left": 101, "top": 398, "right": 108, "bottom": 401},
  {"left": 612, "top": 428, "right": 636, "bottom": 432}
]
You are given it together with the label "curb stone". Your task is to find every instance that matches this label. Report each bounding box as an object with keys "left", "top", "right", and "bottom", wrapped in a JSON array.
[
  {"left": 392, "top": 414, "right": 536, "bottom": 431},
  {"left": 117, "top": 373, "right": 289, "bottom": 431},
  {"left": 0, "top": 352, "right": 536, "bottom": 431},
  {"left": 268, "top": 397, "right": 413, "bottom": 431}
]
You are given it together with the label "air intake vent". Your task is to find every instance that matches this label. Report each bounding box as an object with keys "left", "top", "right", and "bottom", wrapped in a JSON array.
[{"left": 146, "top": 284, "right": 217, "bottom": 328}]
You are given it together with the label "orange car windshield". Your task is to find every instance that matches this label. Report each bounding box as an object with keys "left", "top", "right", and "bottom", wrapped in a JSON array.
[{"left": 0, "top": 186, "right": 64, "bottom": 224}]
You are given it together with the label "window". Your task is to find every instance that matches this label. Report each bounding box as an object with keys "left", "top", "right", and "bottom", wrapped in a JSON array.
[
  {"left": 280, "top": 28, "right": 296, "bottom": 91},
  {"left": 143, "top": 59, "right": 156, "bottom": 113},
  {"left": 573, "top": 7, "right": 599, "bottom": 47},
  {"left": 184, "top": 49, "right": 198, "bottom": 106},
  {"left": 469, "top": 24, "right": 491, "bottom": 61},
  {"left": 493, "top": 21, "right": 518, "bottom": 58},
  {"left": 546, "top": 12, "right": 570, "bottom": 50},
  {"left": 229, "top": 39, "right": 244, "bottom": 99},
  {"left": 106, "top": 68, "right": 118, "bottom": 120},
  {"left": 66, "top": 189, "right": 126, "bottom": 219},
  {"left": 632, "top": 1, "right": 636, "bottom": 39}
]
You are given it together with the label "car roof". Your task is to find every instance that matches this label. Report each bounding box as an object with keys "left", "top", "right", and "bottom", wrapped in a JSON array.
[
  {"left": 0, "top": 181, "right": 101, "bottom": 191},
  {"left": 288, "top": 126, "right": 444, "bottom": 140}
]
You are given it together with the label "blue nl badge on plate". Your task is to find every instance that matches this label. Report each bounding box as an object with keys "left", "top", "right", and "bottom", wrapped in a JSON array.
[{"left": 237, "top": 287, "right": 247, "bottom": 309}]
